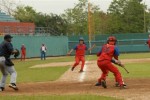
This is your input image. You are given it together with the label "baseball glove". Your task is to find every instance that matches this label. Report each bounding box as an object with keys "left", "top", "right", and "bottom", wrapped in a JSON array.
[{"left": 14, "top": 49, "right": 20, "bottom": 58}]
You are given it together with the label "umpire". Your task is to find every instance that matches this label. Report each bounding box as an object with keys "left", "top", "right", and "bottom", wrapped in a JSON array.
[{"left": 0, "top": 34, "right": 18, "bottom": 92}]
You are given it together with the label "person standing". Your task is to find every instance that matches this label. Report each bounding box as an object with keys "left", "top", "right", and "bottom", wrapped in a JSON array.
[
  {"left": 21, "top": 44, "right": 26, "bottom": 61},
  {"left": 40, "top": 44, "right": 47, "bottom": 60},
  {"left": 0, "top": 34, "right": 18, "bottom": 92}
]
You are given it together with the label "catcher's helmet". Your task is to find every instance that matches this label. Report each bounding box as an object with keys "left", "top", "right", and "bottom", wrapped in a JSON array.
[{"left": 107, "top": 36, "right": 117, "bottom": 45}]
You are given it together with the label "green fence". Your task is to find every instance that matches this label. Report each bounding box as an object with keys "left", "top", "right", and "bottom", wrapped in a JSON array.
[
  {"left": 68, "top": 33, "right": 150, "bottom": 53},
  {"left": 0, "top": 36, "right": 68, "bottom": 58}
]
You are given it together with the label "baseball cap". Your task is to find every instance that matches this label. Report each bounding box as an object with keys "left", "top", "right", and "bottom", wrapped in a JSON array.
[{"left": 4, "top": 34, "right": 13, "bottom": 40}]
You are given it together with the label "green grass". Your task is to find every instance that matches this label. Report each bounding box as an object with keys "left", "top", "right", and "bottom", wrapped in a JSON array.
[
  {"left": 108, "top": 62, "right": 150, "bottom": 78},
  {"left": 87, "top": 52, "right": 150, "bottom": 60},
  {"left": 0, "top": 95, "right": 122, "bottom": 100},
  {"left": 0, "top": 58, "right": 71, "bottom": 83}
]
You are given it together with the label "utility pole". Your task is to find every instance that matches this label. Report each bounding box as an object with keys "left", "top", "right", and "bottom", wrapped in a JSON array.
[
  {"left": 144, "top": 1, "right": 146, "bottom": 33},
  {"left": 88, "top": 0, "right": 92, "bottom": 53}
]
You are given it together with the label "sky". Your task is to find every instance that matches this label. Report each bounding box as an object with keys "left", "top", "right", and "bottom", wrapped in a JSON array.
[{"left": 15, "top": 0, "right": 150, "bottom": 15}]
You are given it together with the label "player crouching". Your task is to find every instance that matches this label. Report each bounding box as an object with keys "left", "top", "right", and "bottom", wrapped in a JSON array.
[
  {"left": 67, "top": 37, "right": 95, "bottom": 73},
  {"left": 95, "top": 36, "right": 126, "bottom": 89}
]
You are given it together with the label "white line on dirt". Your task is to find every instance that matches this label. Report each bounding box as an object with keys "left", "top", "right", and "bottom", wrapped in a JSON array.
[{"left": 79, "top": 61, "right": 88, "bottom": 82}]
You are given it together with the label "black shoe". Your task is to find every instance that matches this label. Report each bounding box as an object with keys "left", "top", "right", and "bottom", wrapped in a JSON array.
[
  {"left": 79, "top": 69, "right": 84, "bottom": 73},
  {"left": 101, "top": 80, "right": 107, "bottom": 88},
  {"left": 95, "top": 82, "right": 101, "bottom": 86},
  {"left": 0, "top": 87, "right": 5, "bottom": 92},
  {"left": 71, "top": 67, "right": 75, "bottom": 71},
  {"left": 9, "top": 83, "right": 18, "bottom": 91},
  {"left": 115, "top": 82, "right": 119, "bottom": 87}
]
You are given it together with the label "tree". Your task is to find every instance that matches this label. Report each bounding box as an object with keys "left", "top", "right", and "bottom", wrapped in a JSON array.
[
  {"left": 107, "top": 0, "right": 150, "bottom": 33},
  {"left": 0, "top": 0, "right": 19, "bottom": 15}
]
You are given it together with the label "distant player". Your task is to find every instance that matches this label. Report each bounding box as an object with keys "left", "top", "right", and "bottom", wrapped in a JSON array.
[
  {"left": 95, "top": 36, "right": 126, "bottom": 89},
  {"left": 145, "top": 35, "right": 150, "bottom": 49},
  {"left": 40, "top": 44, "right": 47, "bottom": 60},
  {"left": 0, "top": 34, "right": 18, "bottom": 92},
  {"left": 67, "top": 37, "right": 95, "bottom": 72},
  {"left": 21, "top": 44, "right": 26, "bottom": 61}
]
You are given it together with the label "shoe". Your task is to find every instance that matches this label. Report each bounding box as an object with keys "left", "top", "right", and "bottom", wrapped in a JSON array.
[
  {"left": 115, "top": 82, "right": 127, "bottom": 88},
  {"left": 79, "top": 69, "right": 84, "bottom": 73},
  {"left": 0, "top": 87, "right": 5, "bottom": 92},
  {"left": 9, "top": 83, "right": 18, "bottom": 91},
  {"left": 71, "top": 67, "right": 75, "bottom": 71},
  {"left": 101, "top": 80, "right": 107, "bottom": 88},
  {"left": 115, "top": 82, "right": 119, "bottom": 87},
  {"left": 95, "top": 82, "right": 101, "bottom": 86},
  {"left": 120, "top": 84, "right": 127, "bottom": 89}
]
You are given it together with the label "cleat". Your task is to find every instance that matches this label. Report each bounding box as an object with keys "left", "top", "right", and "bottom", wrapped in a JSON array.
[
  {"left": 95, "top": 82, "right": 101, "bottom": 86},
  {"left": 71, "top": 67, "right": 75, "bottom": 71},
  {"left": 79, "top": 70, "right": 84, "bottom": 73},
  {"left": 9, "top": 83, "right": 18, "bottom": 91},
  {"left": 101, "top": 80, "right": 107, "bottom": 88},
  {"left": 0, "top": 87, "right": 5, "bottom": 92},
  {"left": 120, "top": 84, "right": 127, "bottom": 89},
  {"left": 115, "top": 82, "right": 127, "bottom": 88},
  {"left": 115, "top": 82, "right": 119, "bottom": 87}
]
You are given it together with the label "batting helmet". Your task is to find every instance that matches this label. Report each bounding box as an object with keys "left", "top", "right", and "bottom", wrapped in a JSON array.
[
  {"left": 107, "top": 36, "right": 117, "bottom": 45},
  {"left": 79, "top": 37, "right": 84, "bottom": 41}
]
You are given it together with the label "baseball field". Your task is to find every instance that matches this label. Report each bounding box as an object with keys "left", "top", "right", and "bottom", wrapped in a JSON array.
[{"left": 0, "top": 52, "right": 150, "bottom": 100}]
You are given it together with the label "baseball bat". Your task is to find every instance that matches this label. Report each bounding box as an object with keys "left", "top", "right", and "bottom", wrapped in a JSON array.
[{"left": 122, "top": 66, "right": 129, "bottom": 74}]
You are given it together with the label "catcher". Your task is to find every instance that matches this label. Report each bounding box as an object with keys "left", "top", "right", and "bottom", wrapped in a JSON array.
[
  {"left": 67, "top": 37, "right": 95, "bottom": 72},
  {"left": 0, "top": 34, "right": 19, "bottom": 92},
  {"left": 95, "top": 36, "right": 126, "bottom": 89}
]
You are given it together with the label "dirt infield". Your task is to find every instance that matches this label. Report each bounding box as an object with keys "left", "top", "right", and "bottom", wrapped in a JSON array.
[
  {"left": 1, "top": 59, "right": 150, "bottom": 100},
  {"left": 30, "top": 58, "right": 150, "bottom": 68}
]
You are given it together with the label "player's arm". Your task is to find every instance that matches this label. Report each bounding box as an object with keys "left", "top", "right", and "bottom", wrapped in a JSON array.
[
  {"left": 113, "top": 46, "right": 124, "bottom": 67},
  {"left": 67, "top": 45, "right": 77, "bottom": 55},
  {"left": 6, "top": 43, "right": 17, "bottom": 54},
  {"left": 97, "top": 47, "right": 102, "bottom": 57}
]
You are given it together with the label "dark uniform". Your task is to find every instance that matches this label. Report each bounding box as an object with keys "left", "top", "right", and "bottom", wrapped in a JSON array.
[{"left": 0, "top": 35, "right": 18, "bottom": 92}]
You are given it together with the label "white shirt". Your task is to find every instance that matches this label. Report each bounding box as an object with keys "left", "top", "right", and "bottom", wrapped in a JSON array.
[{"left": 41, "top": 46, "right": 47, "bottom": 52}]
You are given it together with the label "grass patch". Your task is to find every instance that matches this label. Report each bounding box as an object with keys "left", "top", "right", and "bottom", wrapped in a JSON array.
[
  {"left": 0, "top": 95, "right": 122, "bottom": 100},
  {"left": 108, "top": 62, "right": 150, "bottom": 78},
  {"left": 88, "top": 52, "right": 150, "bottom": 60}
]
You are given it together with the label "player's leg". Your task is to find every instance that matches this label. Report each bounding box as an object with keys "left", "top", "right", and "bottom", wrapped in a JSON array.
[
  {"left": 21, "top": 53, "right": 23, "bottom": 61},
  {"left": 41, "top": 52, "right": 43, "bottom": 60},
  {"left": 79, "top": 56, "right": 85, "bottom": 72},
  {"left": 44, "top": 52, "right": 46, "bottom": 60},
  {"left": 71, "top": 56, "right": 80, "bottom": 71},
  {"left": 96, "top": 61, "right": 108, "bottom": 88},
  {"left": 6, "top": 66, "right": 18, "bottom": 90},
  {"left": 107, "top": 63, "right": 124, "bottom": 88},
  {"left": 0, "top": 65, "right": 8, "bottom": 91}
]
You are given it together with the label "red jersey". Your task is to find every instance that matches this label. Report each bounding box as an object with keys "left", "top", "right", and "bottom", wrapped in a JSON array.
[
  {"left": 21, "top": 46, "right": 26, "bottom": 53},
  {"left": 74, "top": 44, "right": 87, "bottom": 56},
  {"left": 97, "top": 44, "right": 119, "bottom": 61},
  {"left": 146, "top": 39, "right": 150, "bottom": 45}
]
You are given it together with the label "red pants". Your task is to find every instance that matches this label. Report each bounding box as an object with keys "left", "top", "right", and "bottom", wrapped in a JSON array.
[
  {"left": 21, "top": 52, "right": 26, "bottom": 61},
  {"left": 97, "top": 60, "right": 123, "bottom": 85},
  {"left": 73, "top": 56, "right": 85, "bottom": 70}
]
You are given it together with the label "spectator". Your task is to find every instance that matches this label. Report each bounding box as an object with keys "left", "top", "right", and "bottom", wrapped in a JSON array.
[
  {"left": 21, "top": 44, "right": 26, "bottom": 61},
  {"left": 40, "top": 44, "right": 47, "bottom": 60}
]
